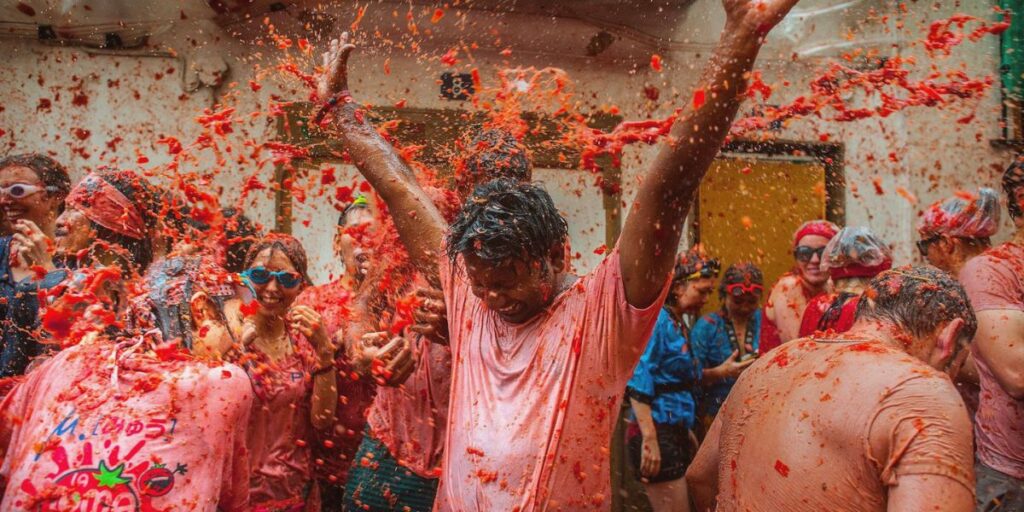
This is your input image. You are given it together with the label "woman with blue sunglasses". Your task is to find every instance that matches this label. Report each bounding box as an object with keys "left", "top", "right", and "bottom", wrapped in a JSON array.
[{"left": 237, "top": 233, "right": 338, "bottom": 512}]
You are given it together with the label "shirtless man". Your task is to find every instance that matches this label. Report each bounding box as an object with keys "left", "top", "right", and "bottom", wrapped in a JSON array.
[
  {"left": 686, "top": 265, "right": 976, "bottom": 511},
  {"left": 316, "top": 0, "right": 799, "bottom": 508},
  {"left": 960, "top": 154, "right": 1024, "bottom": 510},
  {"left": 760, "top": 220, "right": 837, "bottom": 353}
]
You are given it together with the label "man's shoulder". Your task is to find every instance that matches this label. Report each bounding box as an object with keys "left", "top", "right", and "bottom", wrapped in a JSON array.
[
  {"left": 971, "top": 243, "right": 1024, "bottom": 271},
  {"left": 770, "top": 273, "right": 803, "bottom": 293},
  {"left": 827, "top": 342, "right": 953, "bottom": 389},
  {"left": 185, "top": 362, "right": 254, "bottom": 415}
]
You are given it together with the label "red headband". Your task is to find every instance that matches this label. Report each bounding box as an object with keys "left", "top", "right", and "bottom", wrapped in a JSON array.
[
  {"left": 67, "top": 173, "right": 147, "bottom": 240},
  {"left": 829, "top": 260, "right": 892, "bottom": 280},
  {"left": 793, "top": 221, "right": 838, "bottom": 248}
]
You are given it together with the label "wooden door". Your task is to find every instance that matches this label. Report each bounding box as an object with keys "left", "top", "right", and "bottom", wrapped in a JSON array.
[{"left": 698, "top": 157, "right": 828, "bottom": 314}]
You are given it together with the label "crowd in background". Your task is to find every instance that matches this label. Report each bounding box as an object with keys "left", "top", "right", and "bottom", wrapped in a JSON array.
[{"left": 0, "top": 1, "right": 1021, "bottom": 510}]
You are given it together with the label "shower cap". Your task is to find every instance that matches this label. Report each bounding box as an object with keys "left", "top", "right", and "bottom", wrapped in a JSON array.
[
  {"left": 918, "top": 188, "right": 1000, "bottom": 239},
  {"left": 821, "top": 226, "right": 893, "bottom": 280}
]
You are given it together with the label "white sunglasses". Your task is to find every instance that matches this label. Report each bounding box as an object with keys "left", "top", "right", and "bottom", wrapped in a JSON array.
[{"left": 0, "top": 183, "right": 53, "bottom": 199}]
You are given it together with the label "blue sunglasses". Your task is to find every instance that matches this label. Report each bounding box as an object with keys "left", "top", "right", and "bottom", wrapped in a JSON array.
[{"left": 243, "top": 267, "right": 303, "bottom": 289}]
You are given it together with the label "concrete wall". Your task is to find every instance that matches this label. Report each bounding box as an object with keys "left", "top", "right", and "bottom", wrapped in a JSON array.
[{"left": 0, "top": 0, "right": 1017, "bottom": 283}]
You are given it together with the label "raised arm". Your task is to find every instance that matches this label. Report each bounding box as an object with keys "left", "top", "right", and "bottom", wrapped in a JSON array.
[
  {"left": 618, "top": 0, "right": 798, "bottom": 308},
  {"left": 317, "top": 34, "right": 447, "bottom": 275}
]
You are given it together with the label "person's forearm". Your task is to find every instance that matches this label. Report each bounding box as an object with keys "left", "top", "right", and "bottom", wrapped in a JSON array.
[
  {"left": 330, "top": 101, "right": 418, "bottom": 182},
  {"left": 618, "top": 24, "right": 768, "bottom": 308},
  {"left": 702, "top": 364, "right": 731, "bottom": 384},
  {"left": 702, "top": 367, "right": 722, "bottom": 384},
  {"left": 328, "top": 101, "right": 446, "bottom": 272},
  {"left": 630, "top": 397, "right": 658, "bottom": 438},
  {"left": 649, "top": 28, "right": 762, "bottom": 208}
]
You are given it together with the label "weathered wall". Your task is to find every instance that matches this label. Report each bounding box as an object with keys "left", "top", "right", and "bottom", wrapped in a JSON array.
[{"left": 0, "top": 0, "right": 1017, "bottom": 282}]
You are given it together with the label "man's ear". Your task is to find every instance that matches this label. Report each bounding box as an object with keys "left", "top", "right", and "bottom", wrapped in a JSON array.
[
  {"left": 935, "top": 317, "right": 966, "bottom": 361},
  {"left": 548, "top": 242, "right": 568, "bottom": 274},
  {"left": 940, "top": 236, "right": 958, "bottom": 256},
  {"left": 189, "top": 291, "right": 216, "bottom": 326}
]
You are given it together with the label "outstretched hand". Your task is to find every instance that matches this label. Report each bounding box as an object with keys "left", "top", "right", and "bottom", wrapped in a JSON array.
[
  {"left": 723, "top": 0, "right": 800, "bottom": 37},
  {"left": 317, "top": 32, "right": 357, "bottom": 100}
]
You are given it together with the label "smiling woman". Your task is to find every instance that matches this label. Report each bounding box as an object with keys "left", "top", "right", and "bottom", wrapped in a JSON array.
[
  {"left": 235, "top": 233, "right": 338, "bottom": 512},
  {"left": 0, "top": 153, "right": 70, "bottom": 378}
]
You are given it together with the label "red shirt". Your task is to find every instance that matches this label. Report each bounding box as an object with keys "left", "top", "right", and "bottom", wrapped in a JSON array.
[
  {"left": 366, "top": 337, "right": 451, "bottom": 478},
  {"left": 798, "top": 293, "right": 860, "bottom": 338}
]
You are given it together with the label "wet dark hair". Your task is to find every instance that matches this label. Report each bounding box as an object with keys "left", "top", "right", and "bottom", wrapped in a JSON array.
[
  {"left": 1002, "top": 153, "right": 1024, "bottom": 219},
  {"left": 222, "top": 207, "right": 262, "bottom": 274},
  {"left": 446, "top": 178, "right": 567, "bottom": 267},
  {"left": 0, "top": 153, "right": 72, "bottom": 213},
  {"left": 718, "top": 262, "right": 763, "bottom": 299},
  {"left": 855, "top": 265, "right": 977, "bottom": 343},
  {"left": 244, "top": 233, "right": 312, "bottom": 286},
  {"left": 458, "top": 129, "right": 532, "bottom": 188}
]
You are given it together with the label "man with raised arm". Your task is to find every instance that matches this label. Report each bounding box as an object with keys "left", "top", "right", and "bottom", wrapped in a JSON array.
[
  {"left": 685, "top": 266, "right": 976, "bottom": 511},
  {"left": 316, "top": 1, "right": 798, "bottom": 509}
]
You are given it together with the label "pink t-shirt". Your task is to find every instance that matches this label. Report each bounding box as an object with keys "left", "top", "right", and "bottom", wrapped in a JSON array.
[
  {"left": 366, "top": 337, "right": 451, "bottom": 478},
  {"left": 0, "top": 338, "right": 253, "bottom": 511},
  {"left": 435, "top": 248, "right": 665, "bottom": 511},
  {"left": 961, "top": 242, "right": 1024, "bottom": 479},
  {"left": 244, "top": 339, "right": 316, "bottom": 511}
]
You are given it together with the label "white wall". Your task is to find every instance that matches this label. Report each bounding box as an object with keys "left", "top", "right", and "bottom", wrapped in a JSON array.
[{"left": 0, "top": 0, "right": 1017, "bottom": 283}]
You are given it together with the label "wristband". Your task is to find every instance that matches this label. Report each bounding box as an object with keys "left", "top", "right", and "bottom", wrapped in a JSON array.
[{"left": 313, "top": 90, "right": 352, "bottom": 124}]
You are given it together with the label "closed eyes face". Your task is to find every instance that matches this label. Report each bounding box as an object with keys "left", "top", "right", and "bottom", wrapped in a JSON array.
[
  {"left": 725, "top": 291, "right": 761, "bottom": 318},
  {"left": 55, "top": 208, "right": 95, "bottom": 254},
  {"left": 674, "top": 278, "right": 715, "bottom": 314},
  {"left": 336, "top": 207, "right": 376, "bottom": 281},
  {"left": 463, "top": 252, "right": 559, "bottom": 324}
]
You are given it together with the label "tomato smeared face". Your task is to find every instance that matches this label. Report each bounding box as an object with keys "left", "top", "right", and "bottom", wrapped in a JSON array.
[{"left": 463, "top": 251, "right": 563, "bottom": 324}]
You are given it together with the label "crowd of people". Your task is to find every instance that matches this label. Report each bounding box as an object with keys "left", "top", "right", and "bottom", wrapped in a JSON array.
[{"left": 0, "top": 0, "right": 1021, "bottom": 510}]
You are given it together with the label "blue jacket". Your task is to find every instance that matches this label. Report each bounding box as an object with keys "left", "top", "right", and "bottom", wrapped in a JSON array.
[
  {"left": 0, "top": 236, "right": 67, "bottom": 378},
  {"left": 690, "top": 309, "right": 762, "bottom": 419},
  {"left": 626, "top": 309, "right": 701, "bottom": 428}
]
